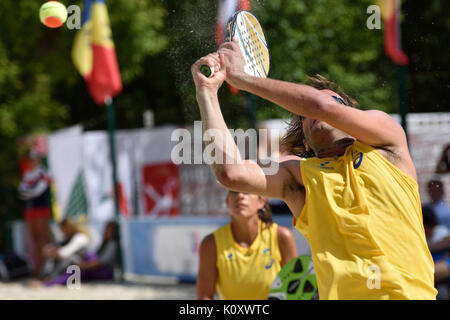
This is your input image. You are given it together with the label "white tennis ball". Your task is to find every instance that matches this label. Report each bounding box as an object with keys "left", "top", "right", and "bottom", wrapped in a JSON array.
[{"left": 39, "top": 1, "right": 68, "bottom": 29}]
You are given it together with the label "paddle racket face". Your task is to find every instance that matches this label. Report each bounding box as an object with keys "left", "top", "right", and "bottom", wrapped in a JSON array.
[
  {"left": 268, "top": 255, "right": 319, "bottom": 300},
  {"left": 225, "top": 10, "right": 270, "bottom": 78},
  {"left": 200, "top": 11, "right": 270, "bottom": 78}
]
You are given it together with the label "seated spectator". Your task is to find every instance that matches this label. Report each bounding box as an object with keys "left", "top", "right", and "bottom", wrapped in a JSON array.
[
  {"left": 77, "top": 221, "right": 118, "bottom": 282},
  {"left": 40, "top": 217, "right": 90, "bottom": 280},
  {"left": 435, "top": 144, "right": 450, "bottom": 174},
  {"left": 427, "top": 179, "right": 450, "bottom": 230},
  {"left": 422, "top": 205, "right": 450, "bottom": 299},
  {"left": 423, "top": 205, "right": 450, "bottom": 247},
  {"left": 43, "top": 220, "right": 118, "bottom": 287}
]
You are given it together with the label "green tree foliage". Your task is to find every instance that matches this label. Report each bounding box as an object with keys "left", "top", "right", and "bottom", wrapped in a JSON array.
[
  {"left": 403, "top": 0, "right": 450, "bottom": 113},
  {"left": 0, "top": 0, "right": 169, "bottom": 241},
  {"left": 251, "top": 0, "right": 398, "bottom": 119},
  {"left": 162, "top": 0, "right": 401, "bottom": 127}
]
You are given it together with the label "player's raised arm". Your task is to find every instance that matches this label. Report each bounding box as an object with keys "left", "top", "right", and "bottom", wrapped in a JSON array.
[
  {"left": 191, "top": 54, "right": 302, "bottom": 202},
  {"left": 219, "top": 40, "right": 408, "bottom": 153}
]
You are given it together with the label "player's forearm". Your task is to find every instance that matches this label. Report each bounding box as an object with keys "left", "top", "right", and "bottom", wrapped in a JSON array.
[
  {"left": 196, "top": 90, "right": 244, "bottom": 182},
  {"left": 234, "top": 76, "right": 329, "bottom": 119}
]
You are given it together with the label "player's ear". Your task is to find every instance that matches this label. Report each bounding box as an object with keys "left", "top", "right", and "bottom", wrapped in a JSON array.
[
  {"left": 257, "top": 196, "right": 266, "bottom": 210},
  {"left": 303, "top": 139, "right": 311, "bottom": 152}
]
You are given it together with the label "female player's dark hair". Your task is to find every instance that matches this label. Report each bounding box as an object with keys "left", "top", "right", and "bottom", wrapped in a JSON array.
[
  {"left": 97, "top": 221, "right": 118, "bottom": 254},
  {"left": 258, "top": 201, "right": 273, "bottom": 226}
]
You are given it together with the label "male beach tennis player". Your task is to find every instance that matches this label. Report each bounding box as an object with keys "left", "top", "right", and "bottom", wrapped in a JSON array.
[{"left": 191, "top": 39, "right": 437, "bottom": 299}]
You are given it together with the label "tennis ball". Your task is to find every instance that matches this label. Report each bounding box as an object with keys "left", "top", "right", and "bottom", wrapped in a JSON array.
[{"left": 39, "top": 1, "right": 68, "bottom": 29}]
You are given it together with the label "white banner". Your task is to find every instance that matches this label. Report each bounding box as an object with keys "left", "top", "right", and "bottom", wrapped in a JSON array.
[
  {"left": 133, "top": 126, "right": 180, "bottom": 217},
  {"left": 48, "top": 126, "right": 181, "bottom": 220},
  {"left": 82, "top": 131, "right": 136, "bottom": 222},
  {"left": 47, "top": 125, "right": 85, "bottom": 221}
]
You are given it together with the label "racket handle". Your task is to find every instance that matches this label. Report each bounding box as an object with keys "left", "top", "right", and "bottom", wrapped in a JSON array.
[{"left": 200, "top": 64, "right": 215, "bottom": 78}]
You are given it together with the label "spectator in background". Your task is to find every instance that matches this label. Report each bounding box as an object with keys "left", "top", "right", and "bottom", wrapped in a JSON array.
[
  {"left": 422, "top": 205, "right": 450, "bottom": 299},
  {"left": 40, "top": 218, "right": 90, "bottom": 281},
  {"left": 18, "top": 150, "right": 52, "bottom": 276},
  {"left": 423, "top": 205, "right": 450, "bottom": 248},
  {"left": 435, "top": 144, "right": 450, "bottom": 174},
  {"left": 42, "top": 220, "right": 118, "bottom": 287},
  {"left": 197, "top": 191, "right": 298, "bottom": 300},
  {"left": 76, "top": 221, "right": 118, "bottom": 282},
  {"left": 427, "top": 179, "right": 450, "bottom": 230}
]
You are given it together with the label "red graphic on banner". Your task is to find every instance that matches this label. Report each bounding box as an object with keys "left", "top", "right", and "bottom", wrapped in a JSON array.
[
  {"left": 116, "top": 182, "right": 130, "bottom": 217},
  {"left": 142, "top": 162, "right": 180, "bottom": 216}
]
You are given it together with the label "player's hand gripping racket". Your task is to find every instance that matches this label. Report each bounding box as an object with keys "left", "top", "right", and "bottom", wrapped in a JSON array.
[{"left": 200, "top": 10, "right": 270, "bottom": 79}]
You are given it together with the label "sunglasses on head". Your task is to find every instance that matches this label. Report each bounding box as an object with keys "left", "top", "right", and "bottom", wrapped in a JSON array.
[{"left": 331, "top": 95, "right": 347, "bottom": 105}]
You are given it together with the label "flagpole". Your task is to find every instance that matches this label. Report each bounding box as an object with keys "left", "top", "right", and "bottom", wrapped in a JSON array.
[
  {"left": 395, "top": 0, "right": 409, "bottom": 141},
  {"left": 397, "top": 65, "right": 408, "bottom": 141},
  {"left": 105, "top": 97, "right": 124, "bottom": 280}
]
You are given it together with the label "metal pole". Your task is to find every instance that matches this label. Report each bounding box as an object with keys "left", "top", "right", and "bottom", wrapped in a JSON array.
[
  {"left": 397, "top": 65, "right": 408, "bottom": 141},
  {"left": 105, "top": 97, "right": 124, "bottom": 280}
]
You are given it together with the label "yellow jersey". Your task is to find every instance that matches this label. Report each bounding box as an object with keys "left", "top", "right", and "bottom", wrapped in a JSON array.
[
  {"left": 294, "top": 141, "right": 437, "bottom": 300},
  {"left": 214, "top": 219, "right": 282, "bottom": 300}
]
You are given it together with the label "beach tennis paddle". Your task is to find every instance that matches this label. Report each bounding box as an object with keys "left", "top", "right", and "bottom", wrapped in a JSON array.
[
  {"left": 268, "top": 255, "right": 319, "bottom": 300},
  {"left": 200, "top": 10, "right": 270, "bottom": 79}
]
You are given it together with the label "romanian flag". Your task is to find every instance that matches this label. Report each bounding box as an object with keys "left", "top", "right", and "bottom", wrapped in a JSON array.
[
  {"left": 216, "top": 0, "right": 251, "bottom": 95},
  {"left": 72, "top": 0, "right": 122, "bottom": 105},
  {"left": 378, "top": 0, "right": 409, "bottom": 66}
]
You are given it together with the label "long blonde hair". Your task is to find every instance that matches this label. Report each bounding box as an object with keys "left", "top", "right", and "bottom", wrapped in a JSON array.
[
  {"left": 59, "top": 218, "right": 82, "bottom": 240},
  {"left": 280, "top": 74, "right": 359, "bottom": 157}
]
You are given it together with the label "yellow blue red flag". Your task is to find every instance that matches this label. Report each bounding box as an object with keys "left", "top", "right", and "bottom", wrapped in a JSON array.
[
  {"left": 216, "top": 0, "right": 251, "bottom": 95},
  {"left": 377, "top": 0, "right": 409, "bottom": 65},
  {"left": 72, "top": 0, "right": 122, "bottom": 105}
]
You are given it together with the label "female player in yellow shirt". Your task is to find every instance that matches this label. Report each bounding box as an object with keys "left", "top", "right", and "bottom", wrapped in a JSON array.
[{"left": 197, "top": 191, "right": 297, "bottom": 300}]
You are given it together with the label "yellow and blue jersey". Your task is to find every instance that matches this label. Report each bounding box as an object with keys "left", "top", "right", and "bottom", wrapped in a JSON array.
[
  {"left": 294, "top": 141, "right": 437, "bottom": 299},
  {"left": 214, "top": 219, "right": 282, "bottom": 300}
]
